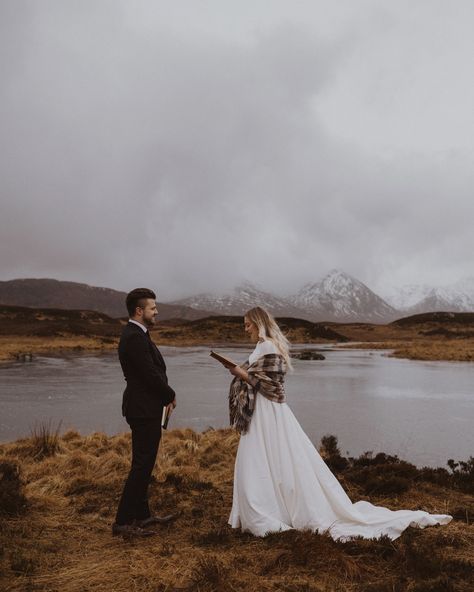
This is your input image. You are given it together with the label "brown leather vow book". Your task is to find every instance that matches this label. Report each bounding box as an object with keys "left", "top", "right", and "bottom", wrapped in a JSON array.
[{"left": 209, "top": 350, "right": 238, "bottom": 368}]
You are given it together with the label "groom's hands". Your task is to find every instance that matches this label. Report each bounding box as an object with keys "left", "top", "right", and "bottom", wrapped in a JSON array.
[{"left": 166, "top": 397, "right": 177, "bottom": 415}]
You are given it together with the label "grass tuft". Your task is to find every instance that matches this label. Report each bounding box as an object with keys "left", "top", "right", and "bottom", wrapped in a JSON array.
[{"left": 29, "top": 419, "right": 62, "bottom": 459}]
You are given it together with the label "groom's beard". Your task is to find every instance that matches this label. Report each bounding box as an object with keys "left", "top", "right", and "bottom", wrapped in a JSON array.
[{"left": 142, "top": 315, "right": 157, "bottom": 328}]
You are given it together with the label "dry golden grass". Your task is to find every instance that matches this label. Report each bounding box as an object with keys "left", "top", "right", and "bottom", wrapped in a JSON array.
[
  {"left": 387, "top": 339, "right": 474, "bottom": 362},
  {"left": 339, "top": 339, "right": 474, "bottom": 362},
  {"left": 2, "top": 308, "right": 473, "bottom": 363},
  {"left": 0, "top": 335, "right": 118, "bottom": 362},
  {"left": 3, "top": 332, "right": 473, "bottom": 366},
  {"left": 333, "top": 313, "right": 474, "bottom": 362},
  {"left": 1, "top": 428, "right": 473, "bottom": 591}
]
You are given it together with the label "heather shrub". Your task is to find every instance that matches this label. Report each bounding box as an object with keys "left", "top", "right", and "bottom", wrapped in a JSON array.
[{"left": 0, "top": 461, "right": 27, "bottom": 516}]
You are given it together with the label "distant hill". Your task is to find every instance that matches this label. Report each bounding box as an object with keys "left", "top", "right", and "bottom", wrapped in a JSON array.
[
  {"left": 389, "top": 311, "right": 474, "bottom": 340},
  {"left": 391, "top": 311, "right": 474, "bottom": 332},
  {"left": 0, "top": 306, "right": 350, "bottom": 345},
  {"left": 0, "top": 279, "right": 213, "bottom": 320},
  {"left": 391, "top": 311, "right": 474, "bottom": 327},
  {"left": 154, "top": 315, "right": 350, "bottom": 344},
  {"left": 0, "top": 305, "right": 122, "bottom": 338}
]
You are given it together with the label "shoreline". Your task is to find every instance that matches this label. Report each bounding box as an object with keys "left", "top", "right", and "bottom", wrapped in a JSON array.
[
  {"left": 0, "top": 335, "right": 118, "bottom": 363},
  {"left": 2, "top": 307, "right": 473, "bottom": 364},
  {"left": 0, "top": 424, "right": 466, "bottom": 471},
  {"left": 0, "top": 337, "right": 257, "bottom": 365},
  {"left": 2, "top": 334, "right": 473, "bottom": 364},
  {"left": 337, "top": 339, "right": 474, "bottom": 362}
]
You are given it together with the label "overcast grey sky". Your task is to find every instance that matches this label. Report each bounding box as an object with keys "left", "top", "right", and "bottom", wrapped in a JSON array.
[{"left": 1, "top": 0, "right": 473, "bottom": 300}]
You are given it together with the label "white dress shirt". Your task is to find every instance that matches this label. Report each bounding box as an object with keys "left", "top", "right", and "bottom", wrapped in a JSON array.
[{"left": 129, "top": 319, "right": 148, "bottom": 333}]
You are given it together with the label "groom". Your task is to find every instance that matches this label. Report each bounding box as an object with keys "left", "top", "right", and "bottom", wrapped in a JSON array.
[{"left": 113, "top": 288, "right": 177, "bottom": 537}]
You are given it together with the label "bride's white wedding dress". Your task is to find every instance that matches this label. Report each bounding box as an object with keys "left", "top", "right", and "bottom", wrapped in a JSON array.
[{"left": 228, "top": 340, "right": 452, "bottom": 540}]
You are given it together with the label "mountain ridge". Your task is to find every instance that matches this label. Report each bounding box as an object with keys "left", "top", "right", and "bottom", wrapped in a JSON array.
[
  {"left": 170, "top": 270, "right": 402, "bottom": 322},
  {"left": 0, "top": 278, "right": 213, "bottom": 320},
  {"left": 1, "top": 271, "right": 473, "bottom": 323}
]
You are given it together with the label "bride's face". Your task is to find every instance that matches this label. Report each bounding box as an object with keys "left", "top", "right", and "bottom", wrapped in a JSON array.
[{"left": 244, "top": 316, "right": 259, "bottom": 341}]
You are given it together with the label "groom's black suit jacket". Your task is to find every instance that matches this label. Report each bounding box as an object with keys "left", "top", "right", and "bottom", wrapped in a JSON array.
[{"left": 118, "top": 322, "right": 176, "bottom": 418}]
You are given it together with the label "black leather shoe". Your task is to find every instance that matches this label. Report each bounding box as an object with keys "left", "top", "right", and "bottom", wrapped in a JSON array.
[
  {"left": 112, "top": 523, "right": 155, "bottom": 538},
  {"left": 135, "top": 514, "right": 178, "bottom": 528}
]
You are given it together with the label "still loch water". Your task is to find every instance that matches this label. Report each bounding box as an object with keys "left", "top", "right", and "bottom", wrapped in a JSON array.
[{"left": 1, "top": 346, "right": 472, "bottom": 467}]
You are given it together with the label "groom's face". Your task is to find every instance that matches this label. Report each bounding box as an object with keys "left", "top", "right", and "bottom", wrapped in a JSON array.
[{"left": 137, "top": 298, "right": 158, "bottom": 327}]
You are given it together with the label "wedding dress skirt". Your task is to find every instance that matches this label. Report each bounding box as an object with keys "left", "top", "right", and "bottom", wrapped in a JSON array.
[{"left": 228, "top": 394, "right": 452, "bottom": 540}]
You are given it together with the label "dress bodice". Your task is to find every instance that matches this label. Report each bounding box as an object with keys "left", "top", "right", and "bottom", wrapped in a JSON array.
[{"left": 248, "top": 339, "right": 279, "bottom": 365}]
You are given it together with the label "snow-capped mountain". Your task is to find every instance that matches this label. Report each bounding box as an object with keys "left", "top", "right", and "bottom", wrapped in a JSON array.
[
  {"left": 290, "top": 270, "right": 398, "bottom": 322},
  {"left": 382, "top": 284, "right": 433, "bottom": 310},
  {"left": 167, "top": 271, "right": 474, "bottom": 323},
  {"left": 170, "top": 282, "right": 306, "bottom": 317},
  {"left": 406, "top": 277, "right": 474, "bottom": 314},
  {"left": 170, "top": 271, "right": 399, "bottom": 322}
]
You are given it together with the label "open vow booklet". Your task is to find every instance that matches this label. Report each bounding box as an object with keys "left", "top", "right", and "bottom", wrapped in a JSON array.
[{"left": 209, "top": 350, "right": 238, "bottom": 368}]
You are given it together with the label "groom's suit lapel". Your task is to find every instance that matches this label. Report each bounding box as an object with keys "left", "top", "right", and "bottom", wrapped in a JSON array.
[
  {"left": 148, "top": 335, "right": 166, "bottom": 369},
  {"left": 128, "top": 322, "right": 166, "bottom": 370}
]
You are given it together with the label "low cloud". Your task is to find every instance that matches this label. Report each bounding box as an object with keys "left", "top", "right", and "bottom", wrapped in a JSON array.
[{"left": 1, "top": 1, "right": 473, "bottom": 300}]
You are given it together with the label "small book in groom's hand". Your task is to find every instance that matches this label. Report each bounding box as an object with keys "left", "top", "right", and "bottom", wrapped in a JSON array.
[
  {"left": 210, "top": 350, "right": 238, "bottom": 368},
  {"left": 162, "top": 405, "right": 172, "bottom": 430}
]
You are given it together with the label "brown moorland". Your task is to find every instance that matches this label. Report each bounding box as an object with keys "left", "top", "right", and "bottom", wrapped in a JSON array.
[
  {"left": 0, "top": 427, "right": 473, "bottom": 591},
  {"left": 0, "top": 307, "right": 348, "bottom": 362},
  {"left": 1, "top": 305, "right": 473, "bottom": 363},
  {"left": 334, "top": 312, "right": 474, "bottom": 361}
]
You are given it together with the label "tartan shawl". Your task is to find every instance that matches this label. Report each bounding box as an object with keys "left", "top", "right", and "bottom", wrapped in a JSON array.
[{"left": 229, "top": 353, "right": 287, "bottom": 434}]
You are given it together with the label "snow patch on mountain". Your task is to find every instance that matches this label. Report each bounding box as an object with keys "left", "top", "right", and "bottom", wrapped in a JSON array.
[
  {"left": 382, "top": 284, "right": 433, "bottom": 310},
  {"left": 290, "top": 269, "right": 397, "bottom": 322},
  {"left": 170, "top": 281, "right": 305, "bottom": 317},
  {"left": 407, "top": 277, "right": 474, "bottom": 313},
  {"left": 167, "top": 272, "right": 474, "bottom": 322}
]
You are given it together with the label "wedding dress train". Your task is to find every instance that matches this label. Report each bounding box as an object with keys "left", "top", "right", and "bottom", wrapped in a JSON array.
[{"left": 228, "top": 341, "right": 452, "bottom": 541}]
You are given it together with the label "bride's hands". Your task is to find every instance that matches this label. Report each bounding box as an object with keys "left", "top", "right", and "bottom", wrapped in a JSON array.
[{"left": 229, "top": 365, "right": 248, "bottom": 381}]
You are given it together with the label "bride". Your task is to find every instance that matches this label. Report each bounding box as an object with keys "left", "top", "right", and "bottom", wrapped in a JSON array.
[{"left": 227, "top": 307, "right": 452, "bottom": 540}]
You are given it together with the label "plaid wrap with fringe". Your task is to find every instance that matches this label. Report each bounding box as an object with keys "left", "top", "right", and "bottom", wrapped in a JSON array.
[{"left": 229, "top": 353, "right": 287, "bottom": 434}]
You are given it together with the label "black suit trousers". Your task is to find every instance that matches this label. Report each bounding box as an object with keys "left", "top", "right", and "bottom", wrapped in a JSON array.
[{"left": 115, "top": 417, "right": 162, "bottom": 525}]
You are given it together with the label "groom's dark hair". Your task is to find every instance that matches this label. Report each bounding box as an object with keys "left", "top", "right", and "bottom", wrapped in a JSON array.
[{"left": 126, "top": 288, "right": 156, "bottom": 317}]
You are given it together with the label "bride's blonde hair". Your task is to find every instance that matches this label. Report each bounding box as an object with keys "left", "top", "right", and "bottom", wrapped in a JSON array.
[{"left": 245, "top": 307, "right": 293, "bottom": 370}]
